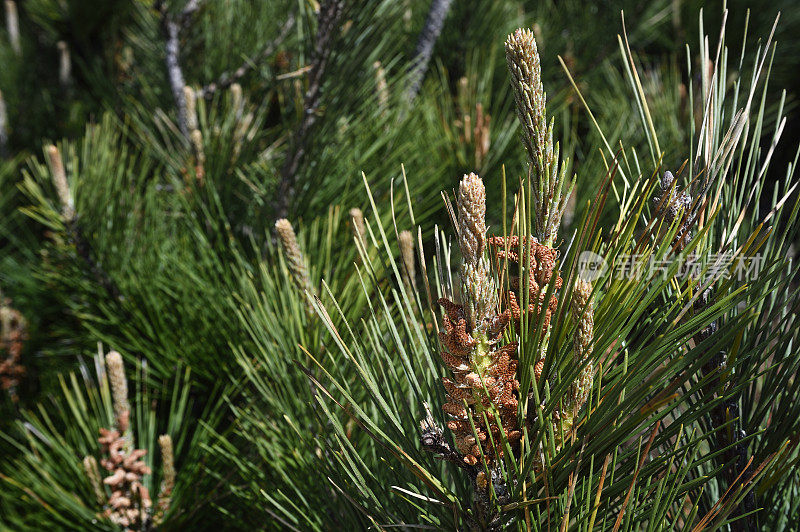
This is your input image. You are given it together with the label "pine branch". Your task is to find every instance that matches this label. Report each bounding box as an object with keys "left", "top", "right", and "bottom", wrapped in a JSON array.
[
  {"left": 197, "top": 14, "right": 296, "bottom": 99},
  {"left": 405, "top": 0, "right": 452, "bottom": 102},
  {"left": 156, "top": 0, "right": 206, "bottom": 139},
  {"left": 273, "top": 0, "right": 345, "bottom": 220},
  {"left": 694, "top": 289, "right": 755, "bottom": 531},
  {"left": 419, "top": 406, "right": 478, "bottom": 479},
  {"left": 653, "top": 171, "right": 755, "bottom": 527}
]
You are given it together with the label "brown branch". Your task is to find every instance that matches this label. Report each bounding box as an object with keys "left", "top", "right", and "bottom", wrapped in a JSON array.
[
  {"left": 419, "top": 406, "right": 478, "bottom": 479},
  {"left": 273, "top": 0, "right": 345, "bottom": 221},
  {"left": 197, "top": 14, "right": 296, "bottom": 99}
]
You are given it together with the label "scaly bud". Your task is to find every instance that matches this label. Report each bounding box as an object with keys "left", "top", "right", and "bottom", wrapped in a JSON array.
[
  {"left": 158, "top": 435, "right": 175, "bottom": 494},
  {"left": 46, "top": 145, "right": 75, "bottom": 221},
  {"left": 154, "top": 434, "right": 175, "bottom": 524},
  {"left": 456, "top": 173, "right": 497, "bottom": 328},
  {"left": 373, "top": 61, "right": 388, "bottom": 114},
  {"left": 57, "top": 41, "right": 71, "bottom": 87},
  {"left": 0, "top": 90, "right": 8, "bottom": 156},
  {"left": 190, "top": 129, "right": 205, "bottom": 166},
  {"left": 104, "top": 351, "right": 130, "bottom": 432},
  {"left": 5, "top": 1, "right": 20, "bottom": 55},
  {"left": 184, "top": 86, "right": 197, "bottom": 132},
  {"left": 506, "top": 28, "right": 573, "bottom": 245},
  {"left": 399, "top": 230, "right": 416, "bottom": 290},
  {"left": 505, "top": 29, "right": 547, "bottom": 168},
  {"left": 275, "top": 219, "right": 314, "bottom": 302},
  {"left": 349, "top": 207, "right": 366, "bottom": 250},
  {"left": 456, "top": 173, "right": 486, "bottom": 263},
  {"left": 570, "top": 278, "right": 594, "bottom": 414},
  {"left": 231, "top": 83, "right": 243, "bottom": 116}
]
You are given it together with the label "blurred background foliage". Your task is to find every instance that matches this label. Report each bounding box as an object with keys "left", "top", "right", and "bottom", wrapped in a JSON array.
[{"left": 1, "top": 0, "right": 798, "bottom": 529}]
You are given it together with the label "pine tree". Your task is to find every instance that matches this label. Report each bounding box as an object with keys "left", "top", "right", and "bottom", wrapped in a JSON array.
[{"left": 1, "top": 1, "right": 798, "bottom": 530}]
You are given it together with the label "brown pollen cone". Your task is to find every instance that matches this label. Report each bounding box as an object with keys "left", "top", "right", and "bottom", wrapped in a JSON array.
[
  {"left": 489, "top": 236, "right": 562, "bottom": 333},
  {"left": 98, "top": 425, "right": 152, "bottom": 529},
  {"left": 0, "top": 302, "right": 27, "bottom": 401},
  {"left": 437, "top": 297, "right": 521, "bottom": 466}
]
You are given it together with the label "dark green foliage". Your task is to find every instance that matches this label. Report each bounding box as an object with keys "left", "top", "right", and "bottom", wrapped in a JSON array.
[{"left": 1, "top": 0, "right": 799, "bottom": 530}]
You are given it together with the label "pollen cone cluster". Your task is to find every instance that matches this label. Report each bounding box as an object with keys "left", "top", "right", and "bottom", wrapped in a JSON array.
[
  {"left": 0, "top": 300, "right": 27, "bottom": 402},
  {"left": 438, "top": 298, "right": 520, "bottom": 465},
  {"left": 98, "top": 426, "right": 152, "bottom": 529},
  {"left": 95, "top": 351, "right": 153, "bottom": 530},
  {"left": 489, "top": 236, "right": 562, "bottom": 379},
  {"left": 437, "top": 173, "right": 521, "bottom": 466}
]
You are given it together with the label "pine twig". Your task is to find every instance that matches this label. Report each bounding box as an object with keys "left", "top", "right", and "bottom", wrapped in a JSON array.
[
  {"left": 273, "top": 0, "right": 345, "bottom": 220},
  {"left": 197, "top": 14, "right": 296, "bottom": 99},
  {"left": 419, "top": 404, "right": 478, "bottom": 478},
  {"left": 406, "top": 0, "right": 453, "bottom": 102},
  {"left": 156, "top": 0, "right": 205, "bottom": 139}
]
